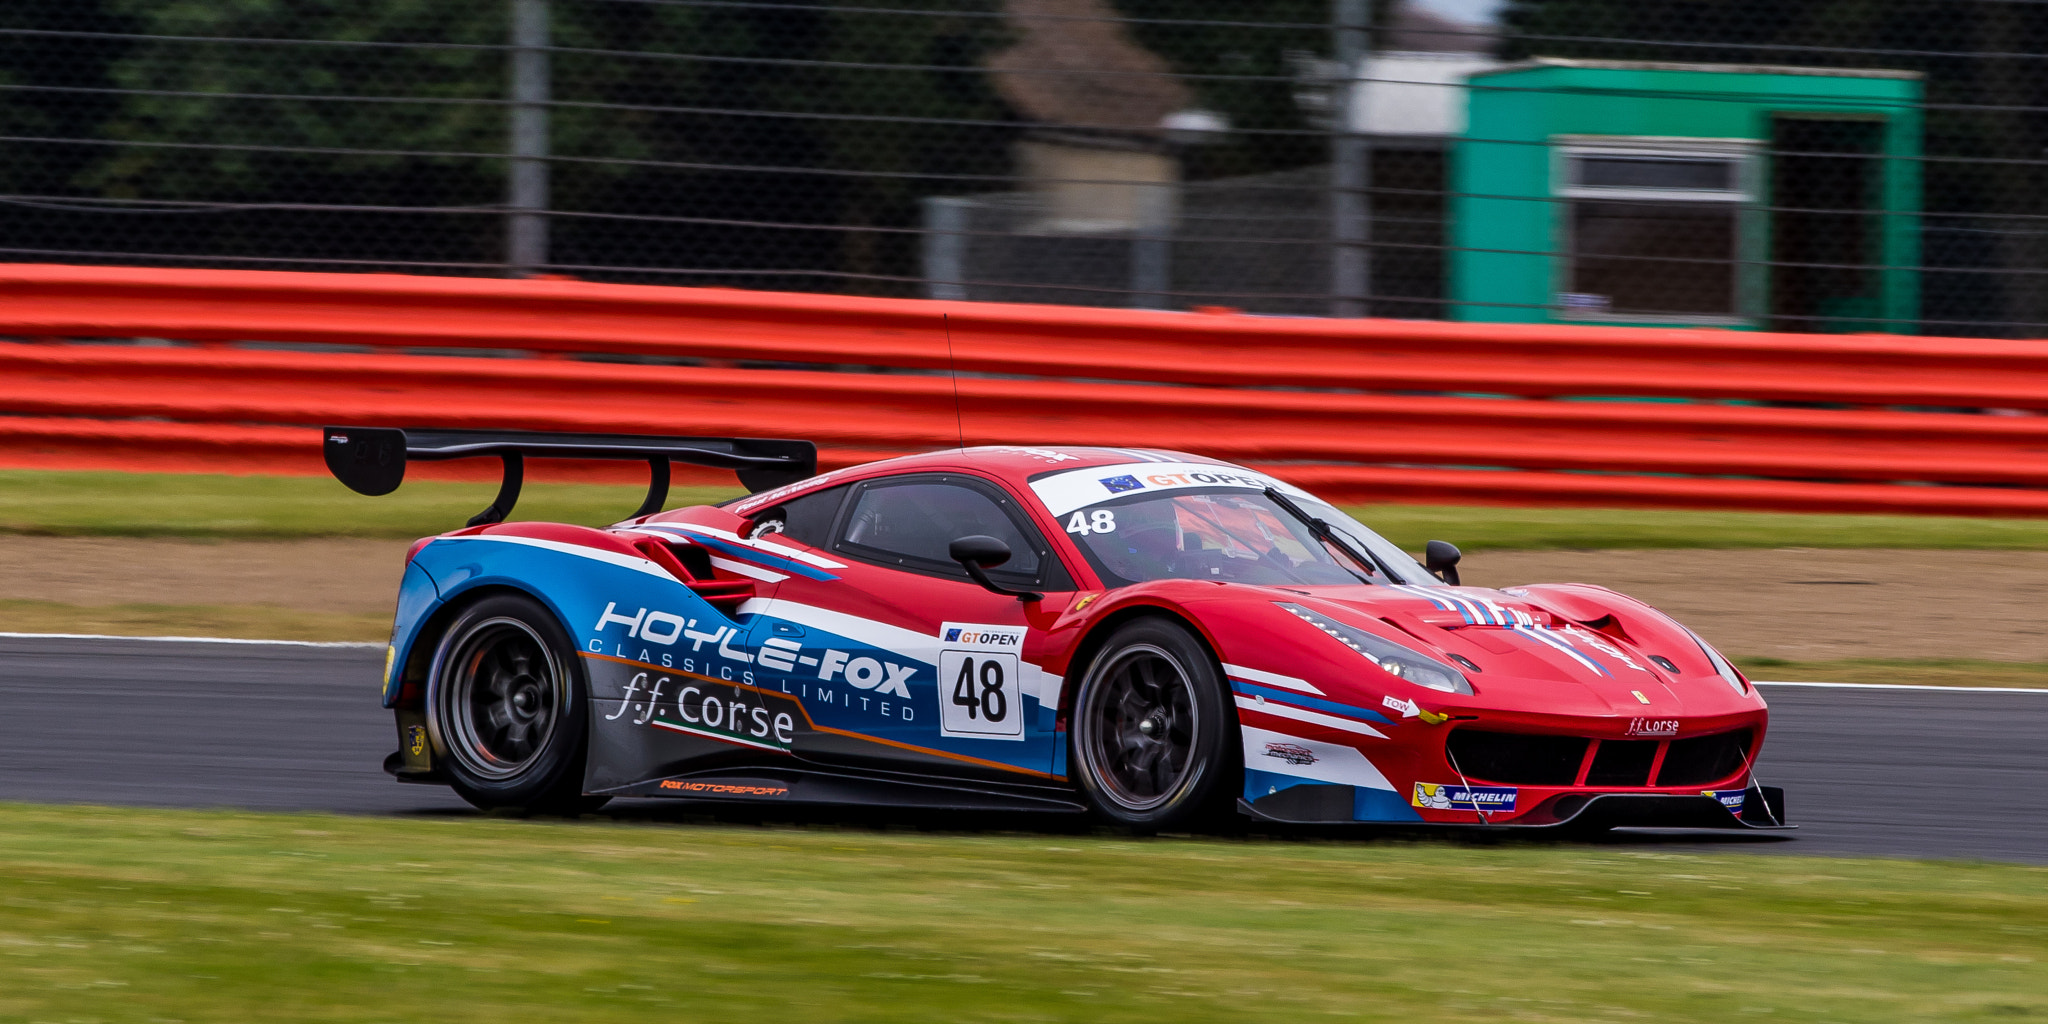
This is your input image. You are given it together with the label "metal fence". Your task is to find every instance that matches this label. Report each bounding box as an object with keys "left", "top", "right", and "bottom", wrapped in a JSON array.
[{"left": 2, "top": 0, "right": 2045, "bottom": 335}]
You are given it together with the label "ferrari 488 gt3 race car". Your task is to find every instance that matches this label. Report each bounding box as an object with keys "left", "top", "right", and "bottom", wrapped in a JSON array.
[{"left": 327, "top": 426, "right": 1787, "bottom": 832}]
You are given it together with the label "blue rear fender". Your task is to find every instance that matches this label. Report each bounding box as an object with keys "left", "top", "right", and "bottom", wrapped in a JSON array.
[
  {"left": 382, "top": 559, "right": 443, "bottom": 706},
  {"left": 383, "top": 534, "right": 742, "bottom": 708}
]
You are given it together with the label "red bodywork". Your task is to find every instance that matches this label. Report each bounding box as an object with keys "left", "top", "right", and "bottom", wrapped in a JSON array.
[{"left": 626, "top": 445, "right": 1769, "bottom": 825}]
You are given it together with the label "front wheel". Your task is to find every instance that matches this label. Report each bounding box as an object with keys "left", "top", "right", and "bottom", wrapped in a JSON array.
[
  {"left": 1069, "top": 618, "right": 1238, "bottom": 830},
  {"left": 427, "top": 593, "right": 608, "bottom": 815}
]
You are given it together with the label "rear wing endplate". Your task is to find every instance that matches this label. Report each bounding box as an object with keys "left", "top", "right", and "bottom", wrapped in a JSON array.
[{"left": 322, "top": 426, "right": 816, "bottom": 527}]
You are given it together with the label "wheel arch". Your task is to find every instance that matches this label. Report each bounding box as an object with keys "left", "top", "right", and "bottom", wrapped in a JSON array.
[
  {"left": 414, "top": 584, "right": 607, "bottom": 814},
  {"left": 1060, "top": 601, "right": 1246, "bottom": 827},
  {"left": 392, "top": 582, "right": 563, "bottom": 711},
  {"left": 1061, "top": 602, "right": 1232, "bottom": 720}
]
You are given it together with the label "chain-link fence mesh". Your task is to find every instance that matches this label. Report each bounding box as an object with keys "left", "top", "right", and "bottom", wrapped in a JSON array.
[{"left": 2, "top": 0, "right": 2044, "bottom": 334}]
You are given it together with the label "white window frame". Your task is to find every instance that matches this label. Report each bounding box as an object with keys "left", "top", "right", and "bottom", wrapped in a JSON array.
[{"left": 1551, "top": 135, "right": 1763, "bottom": 325}]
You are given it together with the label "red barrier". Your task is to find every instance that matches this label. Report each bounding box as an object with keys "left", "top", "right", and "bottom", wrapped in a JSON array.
[{"left": 3, "top": 263, "right": 2046, "bottom": 515}]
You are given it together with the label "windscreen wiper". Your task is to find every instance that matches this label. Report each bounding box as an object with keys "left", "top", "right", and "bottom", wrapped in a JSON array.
[{"left": 1262, "top": 487, "right": 1387, "bottom": 584}]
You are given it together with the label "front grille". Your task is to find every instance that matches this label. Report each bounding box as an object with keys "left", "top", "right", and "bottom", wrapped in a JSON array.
[
  {"left": 1656, "top": 729, "right": 1754, "bottom": 786},
  {"left": 1440, "top": 727, "right": 1757, "bottom": 790},
  {"left": 1445, "top": 729, "right": 1588, "bottom": 785},
  {"left": 1586, "top": 739, "right": 1659, "bottom": 786}
]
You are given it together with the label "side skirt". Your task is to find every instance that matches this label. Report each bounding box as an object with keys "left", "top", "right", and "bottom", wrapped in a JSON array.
[{"left": 596, "top": 763, "right": 1089, "bottom": 815}]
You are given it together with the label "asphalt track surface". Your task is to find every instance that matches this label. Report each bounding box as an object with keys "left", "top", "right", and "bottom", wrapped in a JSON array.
[{"left": 3, "top": 635, "right": 2044, "bottom": 864}]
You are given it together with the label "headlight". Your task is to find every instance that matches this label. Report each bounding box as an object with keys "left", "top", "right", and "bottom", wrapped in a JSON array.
[
  {"left": 1278, "top": 602, "right": 1473, "bottom": 695},
  {"left": 1685, "top": 628, "right": 1747, "bottom": 695}
]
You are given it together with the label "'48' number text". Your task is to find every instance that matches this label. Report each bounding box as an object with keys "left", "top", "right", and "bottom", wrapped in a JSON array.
[
  {"left": 1066, "top": 509, "right": 1116, "bottom": 535},
  {"left": 937, "top": 651, "right": 1023, "bottom": 739}
]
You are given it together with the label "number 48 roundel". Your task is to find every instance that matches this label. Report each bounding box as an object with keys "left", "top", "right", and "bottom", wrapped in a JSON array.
[{"left": 937, "top": 650, "right": 1023, "bottom": 739}]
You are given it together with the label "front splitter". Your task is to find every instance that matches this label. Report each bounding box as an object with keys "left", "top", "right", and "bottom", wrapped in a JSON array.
[{"left": 1240, "top": 784, "right": 1793, "bottom": 831}]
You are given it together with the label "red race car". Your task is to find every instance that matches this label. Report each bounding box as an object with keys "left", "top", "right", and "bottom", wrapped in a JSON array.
[{"left": 336, "top": 428, "right": 1786, "bottom": 831}]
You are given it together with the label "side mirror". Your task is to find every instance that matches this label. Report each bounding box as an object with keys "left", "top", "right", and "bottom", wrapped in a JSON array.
[
  {"left": 949, "top": 534, "right": 1012, "bottom": 569},
  {"left": 950, "top": 535, "right": 1041, "bottom": 601},
  {"left": 1425, "top": 539, "right": 1462, "bottom": 587}
]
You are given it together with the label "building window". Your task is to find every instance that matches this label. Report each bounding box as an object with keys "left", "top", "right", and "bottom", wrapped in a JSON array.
[{"left": 1555, "top": 138, "right": 1757, "bottom": 322}]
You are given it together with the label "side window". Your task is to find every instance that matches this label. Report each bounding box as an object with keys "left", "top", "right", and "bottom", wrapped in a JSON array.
[
  {"left": 751, "top": 485, "right": 846, "bottom": 548},
  {"left": 837, "top": 478, "right": 1043, "bottom": 580}
]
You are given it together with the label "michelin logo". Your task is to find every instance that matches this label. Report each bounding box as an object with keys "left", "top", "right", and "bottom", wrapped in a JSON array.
[
  {"left": 1411, "top": 782, "right": 1517, "bottom": 812},
  {"left": 1707, "top": 789, "right": 1747, "bottom": 815}
]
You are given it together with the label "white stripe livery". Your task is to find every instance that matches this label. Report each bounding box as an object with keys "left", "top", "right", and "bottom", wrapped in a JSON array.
[
  {"left": 438, "top": 535, "right": 678, "bottom": 582},
  {"left": 707, "top": 556, "right": 788, "bottom": 583},
  {"left": 1391, "top": 583, "right": 1609, "bottom": 677},
  {"left": 644, "top": 523, "right": 848, "bottom": 569},
  {"left": 1509, "top": 624, "right": 1608, "bottom": 676},
  {"left": 1234, "top": 695, "right": 1388, "bottom": 739},
  {"left": 1222, "top": 662, "right": 1327, "bottom": 696}
]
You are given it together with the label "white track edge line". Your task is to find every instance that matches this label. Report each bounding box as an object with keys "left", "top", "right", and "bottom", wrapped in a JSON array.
[
  {"left": 1754, "top": 679, "right": 2048, "bottom": 694},
  {"left": 0, "top": 632, "right": 382, "bottom": 649}
]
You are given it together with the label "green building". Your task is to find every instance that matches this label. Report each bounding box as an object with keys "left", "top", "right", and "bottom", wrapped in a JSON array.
[{"left": 1450, "top": 59, "right": 1922, "bottom": 332}]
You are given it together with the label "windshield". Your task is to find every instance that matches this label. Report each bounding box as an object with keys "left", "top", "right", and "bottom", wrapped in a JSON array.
[{"left": 1053, "top": 487, "right": 1436, "bottom": 588}]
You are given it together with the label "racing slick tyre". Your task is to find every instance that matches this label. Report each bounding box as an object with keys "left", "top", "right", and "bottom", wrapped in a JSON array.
[
  {"left": 1070, "top": 618, "right": 1238, "bottom": 831},
  {"left": 428, "top": 593, "right": 610, "bottom": 816}
]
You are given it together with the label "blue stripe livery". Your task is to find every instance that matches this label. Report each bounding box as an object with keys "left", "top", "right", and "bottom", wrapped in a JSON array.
[{"left": 1227, "top": 680, "right": 1393, "bottom": 724}]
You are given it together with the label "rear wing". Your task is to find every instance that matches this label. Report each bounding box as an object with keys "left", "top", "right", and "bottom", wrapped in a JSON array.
[{"left": 322, "top": 426, "right": 816, "bottom": 527}]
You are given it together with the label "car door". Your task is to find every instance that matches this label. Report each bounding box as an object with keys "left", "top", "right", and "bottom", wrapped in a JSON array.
[{"left": 745, "top": 472, "right": 1074, "bottom": 782}]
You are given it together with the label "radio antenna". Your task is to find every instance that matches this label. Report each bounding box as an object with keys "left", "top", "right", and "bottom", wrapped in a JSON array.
[{"left": 943, "top": 313, "right": 966, "bottom": 452}]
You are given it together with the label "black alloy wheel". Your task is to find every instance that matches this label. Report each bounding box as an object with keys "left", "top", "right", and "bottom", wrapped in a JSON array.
[
  {"left": 428, "top": 593, "right": 608, "bottom": 815},
  {"left": 1070, "top": 618, "right": 1237, "bottom": 830}
]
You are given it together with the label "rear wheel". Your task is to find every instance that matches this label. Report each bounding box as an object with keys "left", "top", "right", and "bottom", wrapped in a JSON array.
[
  {"left": 1069, "top": 619, "right": 1237, "bottom": 830},
  {"left": 428, "top": 593, "right": 608, "bottom": 815}
]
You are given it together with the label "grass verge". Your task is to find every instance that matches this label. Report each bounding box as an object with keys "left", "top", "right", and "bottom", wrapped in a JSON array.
[
  {"left": 0, "top": 470, "right": 737, "bottom": 539},
  {"left": 2, "top": 803, "right": 2043, "bottom": 1023},
  {"left": 0, "top": 599, "right": 387, "bottom": 643},
  {"left": 1738, "top": 657, "right": 2048, "bottom": 689},
  {"left": 1351, "top": 502, "right": 2048, "bottom": 551},
  {"left": 7, "top": 470, "right": 2048, "bottom": 549}
]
